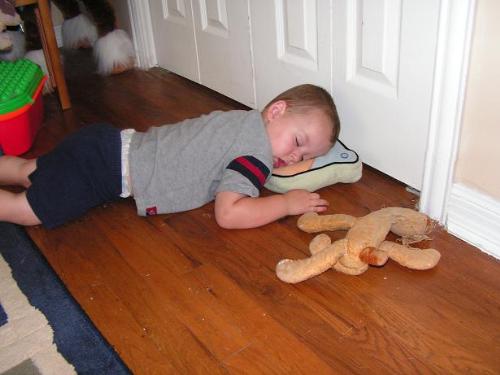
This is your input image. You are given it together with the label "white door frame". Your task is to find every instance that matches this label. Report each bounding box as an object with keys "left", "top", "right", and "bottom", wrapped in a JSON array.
[
  {"left": 419, "top": 0, "right": 476, "bottom": 223},
  {"left": 128, "top": 0, "right": 477, "bottom": 224},
  {"left": 127, "top": 0, "right": 157, "bottom": 69}
]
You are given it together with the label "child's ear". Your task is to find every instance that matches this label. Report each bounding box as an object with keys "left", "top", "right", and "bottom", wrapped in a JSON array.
[{"left": 268, "top": 100, "right": 287, "bottom": 119}]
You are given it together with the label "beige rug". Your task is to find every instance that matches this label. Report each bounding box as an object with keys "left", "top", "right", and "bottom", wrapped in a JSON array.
[{"left": 0, "top": 255, "right": 76, "bottom": 375}]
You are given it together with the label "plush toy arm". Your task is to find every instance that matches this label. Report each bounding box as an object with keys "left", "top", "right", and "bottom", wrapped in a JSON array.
[
  {"left": 276, "top": 239, "right": 347, "bottom": 283},
  {"left": 298, "top": 212, "right": 356, "bottom": 233},
  {"left": 379, "top": 207, "right": 432, "bottom": 237},
  {"left": 379, "top": 241, "right": 441, "bottom": 270}
]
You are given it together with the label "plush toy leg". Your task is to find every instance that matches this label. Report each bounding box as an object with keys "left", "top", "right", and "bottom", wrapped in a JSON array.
[
  {"left": 379, "top": 241, "right": 441, "bottom": 270},
  {"left": 334, "top": 254, "right": 369, "bottom": 275},
  {"left": 333, "top": 260, "right": 368, "bottom": 275},
  {"left": 298, "top": 212, "right": 356, "bottom": 233},
  {"left": 308, "top": 234, "right": 370, "bottom": 276},
  {"left": 309, "top": 234, "right": 331, "bottom": 255},
  {"left": 276, "top": 239, "right": 347, "bottom": 284}
]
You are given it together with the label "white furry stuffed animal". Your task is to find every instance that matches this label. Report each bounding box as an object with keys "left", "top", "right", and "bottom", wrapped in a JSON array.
[{"left": 0, "top": 0, "right": 21, "bottom": 51}]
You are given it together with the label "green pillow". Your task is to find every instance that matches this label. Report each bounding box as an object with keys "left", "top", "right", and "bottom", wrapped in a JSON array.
[{"left": 265, "top": 140, "right": 362, "bottom": 193}]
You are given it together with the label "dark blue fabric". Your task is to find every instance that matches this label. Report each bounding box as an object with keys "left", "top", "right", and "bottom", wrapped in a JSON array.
[
  {"left": 0, "top": 222, "right": 131, "bottom": 375},
  {"left": 26, "top": 123, "right": 122, "bottom": 229},
  {"left": 0, "top": 302, "right": 6, "bottom": 326}
]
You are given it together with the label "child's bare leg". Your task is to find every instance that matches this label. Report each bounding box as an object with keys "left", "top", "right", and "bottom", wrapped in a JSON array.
[
  {"left": 0, "top": 156, "right": 37, "bottom": 187},
  {"left": 0, "top": 189, "right": 41, "bottom": 226}
]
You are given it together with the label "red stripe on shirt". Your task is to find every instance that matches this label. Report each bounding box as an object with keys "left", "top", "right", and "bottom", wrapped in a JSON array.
[{"left": 235, "top": 156, "right": 266, "bottom": 186}]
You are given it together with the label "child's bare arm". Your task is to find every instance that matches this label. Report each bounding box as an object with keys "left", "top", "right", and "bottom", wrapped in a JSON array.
[{"left": 214, "top": 190, "right": 329, "bottom": 229}]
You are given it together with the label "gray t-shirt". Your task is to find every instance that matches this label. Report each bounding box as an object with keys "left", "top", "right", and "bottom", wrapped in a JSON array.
[{"left": 129, "top": 109, "right": 273, "bottom": 216}]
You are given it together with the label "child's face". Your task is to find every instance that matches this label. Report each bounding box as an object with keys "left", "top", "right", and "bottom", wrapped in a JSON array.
[{"left": 264, "top": 101, "right": 333, "bottom": 168}]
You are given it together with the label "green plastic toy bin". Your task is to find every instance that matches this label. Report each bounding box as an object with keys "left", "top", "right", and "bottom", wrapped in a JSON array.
[{"left": 0, "top": 59, "right": 46, "bottom": 155}]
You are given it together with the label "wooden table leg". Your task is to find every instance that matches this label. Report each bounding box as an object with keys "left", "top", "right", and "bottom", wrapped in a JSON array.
[
  {"left": 37, "top": 0, "right": 71, "bottom": 110},
  {"left": 34, "top": 8, "right": 55, "bottom": 89}
]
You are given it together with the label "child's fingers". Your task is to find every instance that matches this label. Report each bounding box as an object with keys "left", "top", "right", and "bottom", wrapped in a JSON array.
[
  {"left": 309, "top": 193, "right": 328, "bottom": 204},
  {"left": 310, "top": 194, "right": 329, "bottom": 211},
  {"left": 314, "top": 205, "right": 328, "bottom": 212}
]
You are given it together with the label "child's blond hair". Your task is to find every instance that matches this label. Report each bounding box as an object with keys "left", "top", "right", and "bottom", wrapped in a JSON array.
[{"left": 264, "top": 84, "right": 340, "bottom": 144}]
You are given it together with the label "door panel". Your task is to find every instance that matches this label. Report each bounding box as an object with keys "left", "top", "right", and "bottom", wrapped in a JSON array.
[
  {"left": 333, "top": 0, "right": 440, "bottom": 189},
  {"left": 192, "top": 0, "right": 255, "bottom": 107},
  {"left": 348, "top": 0, "right": 401, "bottom": 98},
  {"left": 250, "top": 0, "right": 333, "bottom": 108},
  {"left": 198, "top": 0, "right": 229, "bottom": 37},
  {"left": 149, "top": 0, "right": 199, "bottom": 82},
  {"left": 276, "top": 0, "right": 318, "bottom": 70}
]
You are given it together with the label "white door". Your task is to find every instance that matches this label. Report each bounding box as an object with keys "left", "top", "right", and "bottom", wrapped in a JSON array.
[
  {"left": 149, "top": 0, "right": 199, "bottom": 83},
  {"left": 149, "top": 0, "right": 255, "bottom": 107},
  {"left": 250, "top": 0, "right": 333, "bottom": 109},
  {"left": 192, "top": 0, "right": 255, "bottom": 107},
  {"left": 332, "top": 0, "right": 440, "bottom": 190}
]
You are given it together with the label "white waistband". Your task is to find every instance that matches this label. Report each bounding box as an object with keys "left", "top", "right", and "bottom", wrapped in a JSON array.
[{"left": 120, "top": 129, "right": 135, "bottom": 198}]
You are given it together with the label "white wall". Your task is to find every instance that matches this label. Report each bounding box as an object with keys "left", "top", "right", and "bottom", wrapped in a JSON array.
[
  {"left": 447, "top": 0, "right": 500, "bottom": 259},
  {"left": 454, "top": 0, "right": 500, "bottom": 199}
]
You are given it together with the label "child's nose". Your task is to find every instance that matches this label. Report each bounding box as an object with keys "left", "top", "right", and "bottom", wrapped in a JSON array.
[{"left": 290, "top": 151, "right": 303, "bottom": 163}]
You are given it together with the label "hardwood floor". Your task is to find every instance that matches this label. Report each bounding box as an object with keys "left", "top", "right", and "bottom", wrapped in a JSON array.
[{"left": 22, "top": 49, "right": 500, "bottom": 374}]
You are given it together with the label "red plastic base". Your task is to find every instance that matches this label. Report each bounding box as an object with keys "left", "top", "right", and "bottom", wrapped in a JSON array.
[{"left": 0, "top": 79, "right": 46, "bottom": 156}]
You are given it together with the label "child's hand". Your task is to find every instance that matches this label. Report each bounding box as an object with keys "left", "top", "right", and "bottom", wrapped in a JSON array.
[{"left": 283, "top": 189, "right": 329, "bottom": 216}]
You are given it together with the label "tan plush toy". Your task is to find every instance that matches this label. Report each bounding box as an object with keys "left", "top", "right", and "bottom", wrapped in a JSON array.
[{"left": 276, "top": 207, "right": 441, "bottom": 283}]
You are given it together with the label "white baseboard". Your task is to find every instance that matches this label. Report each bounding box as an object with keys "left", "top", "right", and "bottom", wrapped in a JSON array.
[
  {"left": 127, "top": 0, "right": 157, "bottom": 69},
  {"left": 446, "top": 183, "right": 500, "bottom": 259}
]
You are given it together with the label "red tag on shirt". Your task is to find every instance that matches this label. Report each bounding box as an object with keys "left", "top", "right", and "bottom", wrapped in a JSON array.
[{"left": 146, "top": 206, "right": 158, "bottom": 216}]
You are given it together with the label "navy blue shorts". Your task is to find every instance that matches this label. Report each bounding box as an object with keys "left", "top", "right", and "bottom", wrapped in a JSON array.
[{"left": 26, "top": 123, "right": 122, "bottom": 229}]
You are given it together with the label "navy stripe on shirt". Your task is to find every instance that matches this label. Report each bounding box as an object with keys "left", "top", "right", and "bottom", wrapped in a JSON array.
[{"left": 227, "top": 156, "right": 270, "bottom": 190}]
